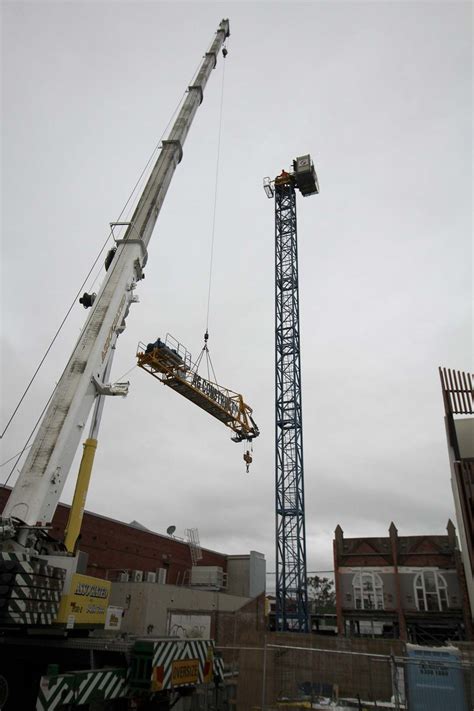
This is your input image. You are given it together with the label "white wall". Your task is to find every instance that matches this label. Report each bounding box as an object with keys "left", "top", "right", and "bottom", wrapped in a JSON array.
[{"left": 110, "top": 582, "right": 251, "bottom": 636}]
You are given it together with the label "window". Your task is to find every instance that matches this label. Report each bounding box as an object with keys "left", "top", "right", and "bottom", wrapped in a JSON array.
[
  {"left": 352, "top": 571, "right": 384, "bottom": 610},
  {"left": 414, "top": 571, "right": 448, "bottom": 612}
]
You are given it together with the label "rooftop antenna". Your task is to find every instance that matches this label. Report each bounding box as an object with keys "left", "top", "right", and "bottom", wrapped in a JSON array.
[{"left": 166, "top": 525, "right": 176, "bottom": 537}]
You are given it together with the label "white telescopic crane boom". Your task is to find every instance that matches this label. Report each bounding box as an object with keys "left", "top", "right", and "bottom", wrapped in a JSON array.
[{"left": 3, "top": 19, "right": 230, "bottom": 531}]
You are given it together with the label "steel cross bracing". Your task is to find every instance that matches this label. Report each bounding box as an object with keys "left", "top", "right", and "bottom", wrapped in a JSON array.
[{"left": 274, "top": 182, "right": 309, "bottom": 632}]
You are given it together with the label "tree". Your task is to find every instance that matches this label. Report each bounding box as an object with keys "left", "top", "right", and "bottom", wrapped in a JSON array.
[{"left": 307, "top": 575, "right": 336, "bottom": 613}]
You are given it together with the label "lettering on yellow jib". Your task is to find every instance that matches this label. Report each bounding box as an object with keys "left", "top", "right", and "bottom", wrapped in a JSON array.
[{"left": 191, "top": 373, "right": 239, "bottom": 418}]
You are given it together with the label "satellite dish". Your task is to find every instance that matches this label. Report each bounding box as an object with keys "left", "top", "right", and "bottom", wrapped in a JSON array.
[{"left": 166, "top": 525, "right": 176, "bottom": 536}]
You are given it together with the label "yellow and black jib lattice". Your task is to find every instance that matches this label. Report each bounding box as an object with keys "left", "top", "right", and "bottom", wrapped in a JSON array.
[{"left": 137, "top": 335, "right": 259, "bottom": 443}]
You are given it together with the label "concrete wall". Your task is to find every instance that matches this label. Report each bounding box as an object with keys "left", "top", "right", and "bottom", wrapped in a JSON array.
[
  {"left": 249, "top": 550, "right": 266, "bottom": 597},
  {"left": 109, "top": 581, "right": 251, "bottom": 636},
  {"left": 454, "top": 418, "right": 474, "bottom": 459},
  {"left": 0, "top": 485, "right": 228, "bottom": 583},
  {"left": 445, "top": 421, "right": 474, "bottom": 621},
  {"left": 226, "top": 550, "right": 266, "bottom": 598}
]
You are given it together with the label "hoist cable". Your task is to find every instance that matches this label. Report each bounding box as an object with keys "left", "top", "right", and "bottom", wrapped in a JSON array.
[
  {"left": 1, "top": 361, "right": 139, "bottom": 477},
  {"left": 195, "top": 47, "right": 227, "bottom": 382},
  {"left": 0, "top": 444, "right": 33, "bottom": 468},
  {"left": 115, "top": 363, "right": 138, "bottom": 382},
  {"left": 0, "top": 235, "right": 111, "bottom": 440},
  {"left": 204, "top": 48, "right": 227, "bottom": 335},
  {"left": 194, "top": 342, "right": 217, "bottom": 383},
  {"left": 120, "top": 53, "right": 206, "bottom": 225},
  {"left": 205, "top": 348, "right": 218, "bottom": 384},
  {"left": 0, "top": 58, "right": 203, "bottom": 440},
  {"left": 2, "top": 387, "right": 56, "bottom": 487}
]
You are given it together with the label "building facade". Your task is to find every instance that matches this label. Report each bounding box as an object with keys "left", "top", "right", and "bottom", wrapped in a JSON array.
[
  {"left": 0, "top": 485, "right": 265, "bottom": 598},
  {"left": 334, "top": 522, "right": 472, "bottom": 644},
  {"left": 439, "top": 367, "right": 474, "bottom": 620}
]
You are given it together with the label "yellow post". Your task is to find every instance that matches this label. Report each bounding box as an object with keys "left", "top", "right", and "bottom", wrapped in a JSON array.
[{"left": 64, "top": 438, "right": 98, "bottom": 553}]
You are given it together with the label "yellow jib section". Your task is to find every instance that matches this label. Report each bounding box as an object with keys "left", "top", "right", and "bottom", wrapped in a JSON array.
[{"left": 64, "top": 438, "right": 97, "bottom": 553}]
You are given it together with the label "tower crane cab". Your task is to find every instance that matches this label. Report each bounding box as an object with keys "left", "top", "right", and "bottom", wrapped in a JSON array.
[{"left": 263, "top": 154, "right": 319, "bottom": 199}]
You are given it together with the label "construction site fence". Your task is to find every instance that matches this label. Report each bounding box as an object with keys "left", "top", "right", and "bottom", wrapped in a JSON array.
[{"left": 209, "top": 641, "right": 474, "bottom": 710}]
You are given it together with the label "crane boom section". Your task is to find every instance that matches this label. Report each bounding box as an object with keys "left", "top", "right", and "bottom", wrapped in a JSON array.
[
  {"left": 3, "top": 20, "right": 230, "bottom": 528},
  {"left": 136, "top": 338, "right": 259, "bottom": 442}
]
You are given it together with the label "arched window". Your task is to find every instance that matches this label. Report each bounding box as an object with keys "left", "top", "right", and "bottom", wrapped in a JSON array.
[
  {"left": 414, "top": 571, "right": 448, "bottom": 611},
  {"left": 352, "top": 571, "right": 384, "bottom": 610}
]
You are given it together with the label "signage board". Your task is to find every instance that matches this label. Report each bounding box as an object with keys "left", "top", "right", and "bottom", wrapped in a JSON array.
[
  {"left": 55, "top": 574, "right": 111, "bottom": 626},
  {"left": 171, "top": 659, "right": 199, "bottom": 686},
  {"left": 406, "top": 645, "right": 468, "bottom": 711},
  {"left": 105, "top": 605, "right": 123, "bottom": 630}
]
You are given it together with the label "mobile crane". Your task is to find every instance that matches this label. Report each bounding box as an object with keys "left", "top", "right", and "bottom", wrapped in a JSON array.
[{"left": 0, "top": 19, "right": 234, "bottom": 710}]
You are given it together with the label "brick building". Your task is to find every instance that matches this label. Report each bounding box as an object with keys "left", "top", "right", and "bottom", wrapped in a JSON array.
[
  {"left": 333, "top": 521, "right": 472, "bottom": 644},
  {"left": 0, "top": 485, "right": 260, "bottom": 593}
]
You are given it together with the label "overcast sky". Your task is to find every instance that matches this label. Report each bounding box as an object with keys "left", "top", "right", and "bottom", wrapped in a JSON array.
[{"left": 1, "top": 1, "right": 472, "bottom": 588}]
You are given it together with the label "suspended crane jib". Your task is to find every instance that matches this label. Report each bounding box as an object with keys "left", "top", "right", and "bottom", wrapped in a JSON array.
[{"left": 137, "top": 336, "right": 260, "bottom": 443}]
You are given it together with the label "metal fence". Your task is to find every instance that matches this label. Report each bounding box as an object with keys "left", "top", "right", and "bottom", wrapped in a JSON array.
[{"left": 209, "top": 642, "right": 474, "bottom": 710}]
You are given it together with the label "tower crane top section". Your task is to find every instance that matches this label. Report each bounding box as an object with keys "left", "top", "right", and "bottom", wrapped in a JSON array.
[{"left": 263, "top": 154, "right": 319, "bottom": 199}]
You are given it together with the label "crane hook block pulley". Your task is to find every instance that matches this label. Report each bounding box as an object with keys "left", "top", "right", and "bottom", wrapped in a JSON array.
[{"left": 243, "top": 450, "right": 253, "bottom": 474}]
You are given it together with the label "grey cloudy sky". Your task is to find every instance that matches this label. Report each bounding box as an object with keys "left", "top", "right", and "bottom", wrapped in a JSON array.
[{"left": 1, "top": 1, "right": 472, "bottom": 585}]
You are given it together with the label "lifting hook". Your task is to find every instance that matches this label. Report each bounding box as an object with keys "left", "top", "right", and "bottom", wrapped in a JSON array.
[{"left": 243, "top": 449, "right": 252, "bottom": 474}]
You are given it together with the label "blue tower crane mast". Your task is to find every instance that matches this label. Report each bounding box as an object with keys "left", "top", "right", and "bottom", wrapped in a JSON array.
[{"left": 264, "top": 156, "right": 319, "bottom": 632}]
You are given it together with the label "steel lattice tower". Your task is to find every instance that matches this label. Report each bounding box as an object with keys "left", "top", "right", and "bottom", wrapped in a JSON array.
[
  {"left": 265, "top": 156, "right": 318, "bottom": 633},
  {"left": 274, "top": 179, "right": 308, "bottom": 632}
]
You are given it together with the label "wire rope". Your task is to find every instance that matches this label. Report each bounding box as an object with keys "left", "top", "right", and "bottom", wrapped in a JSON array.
[
  {"left": 195, "top": 45, "right": 227, "bottom": 383},
  {"left": 0, "top": 361, "right": 139, "bottom": 479},
  {"left": 204, "top": 47, "right": 227, "bottom": 336},
  {"left": 0, "top": 233, "right": 111, "bottom": 441},
  {"left": 1, "top": 56, "right": 204, "bottom": 441},
  {"left": 2, "top": 388, "right": 56, "bottom": 487},
  {"left": 115, "top": 363, "right": 138, "bottom": 382},
  {"left": 0, "top": 444, "right": 33, "bottom": 468}
]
